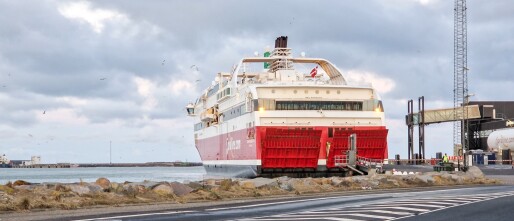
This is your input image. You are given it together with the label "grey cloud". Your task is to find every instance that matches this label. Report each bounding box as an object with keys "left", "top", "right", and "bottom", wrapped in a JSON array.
[{"left": 0, "top": 0, "right": 512, "bottom": 161}]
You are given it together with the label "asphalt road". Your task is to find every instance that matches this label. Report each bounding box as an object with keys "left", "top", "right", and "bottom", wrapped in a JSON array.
[{"left": 19, "top": 185, "right": 512, "bottom": 221}]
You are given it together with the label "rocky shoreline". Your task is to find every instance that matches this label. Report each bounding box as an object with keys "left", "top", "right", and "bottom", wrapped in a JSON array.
[{"left": 0, "top": 166, "right": 498, "bottom": 212}]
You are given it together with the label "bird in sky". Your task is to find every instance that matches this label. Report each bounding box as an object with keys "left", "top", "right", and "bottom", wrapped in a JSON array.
[
  {"left": 43, "top": 110, "right": 46, "bottom": 114},
  {"left": 28, "top": 134, "right": 33, "bottom": 138},
  {"left": 195, "top": 79, "right": 201, "bottom": 82},
  {"left": 100, "top": 78, "right": 107, "bottom": 80},
  {"left": 190, "top": 65, "right": 199, "bottom": 71},
  {"left": 162, "top": 59, "right": 166, "bottom": 65}
]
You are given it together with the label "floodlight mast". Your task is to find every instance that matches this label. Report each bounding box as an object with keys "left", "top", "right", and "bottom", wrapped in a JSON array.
[{"left": 454, "top": 0, "right": 468, "bottom": 169}]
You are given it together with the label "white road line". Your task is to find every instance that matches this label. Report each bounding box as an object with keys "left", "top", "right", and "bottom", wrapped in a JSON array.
[
  {"left": 72, "top": 210, "right": 195, "bottom": 221},
  {"left": 367, "top": 203, "right": 445, "bottom": 208},
  {"left": 303, "top": 209, "right": 412, "bottom": 216},
  {"left": 212, "top": 188, "right": 494, "bottom": 212},
  {"left": 238, "top": 218, "right": 364, "bottom": 221},
  {"left": 436, "top": 199, "right": 474, "bottom": 203},
  {"left": 334, "top": 205, "right": 430, "bottom": 212},
  {"left": 343, "top": 213, "right": 396, "bottom": 219},
  {"left": 389, "top": 192, "right": 514, "bottom": 220},
  {"left": 390, "top": 201, "right": 458, "bottom": 206},
  {"left": 206, "top": 195, "right": 355, "bottom": 211},
  {"left": 324, "top": 218, "right": 366, "bottom": 221}
]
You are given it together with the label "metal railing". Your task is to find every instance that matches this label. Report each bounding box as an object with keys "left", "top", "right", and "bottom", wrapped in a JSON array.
[{"left": 334, "top": 155, "right": 348, "bottom": 167}]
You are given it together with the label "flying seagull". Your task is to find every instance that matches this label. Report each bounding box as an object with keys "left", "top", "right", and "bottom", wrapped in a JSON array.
[
  {"left": 162, "top": 60, "right": 166, "bottom": 65},
  {"left": 190, "top": 65, "right": 199, "bottom": 71},
  {"left": 43, "top": 110, "right": 46, "bottom": 114},
  {"left": 100, "top": 78, "right": 107, "bottom": 80}
]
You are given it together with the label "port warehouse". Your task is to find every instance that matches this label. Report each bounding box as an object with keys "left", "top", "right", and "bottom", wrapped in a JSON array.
[
  {"left": 465, "top": 101, "right": 514, "bottom": 163},
  {"left": 467, "top": 101, "right": 514, "bottom": 150},
  {"left": 406, "top": 101, "right": 514, "bottom": 164}
]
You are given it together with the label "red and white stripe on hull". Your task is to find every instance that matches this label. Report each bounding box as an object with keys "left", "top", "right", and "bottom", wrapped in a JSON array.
[{"left": 196, "top": 126, "right": 388, "bottom": 173}]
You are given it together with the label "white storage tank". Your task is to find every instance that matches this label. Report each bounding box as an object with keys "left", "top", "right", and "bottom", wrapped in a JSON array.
[{"left": 487, "top": 128, "right": 514, "bottom": 150}]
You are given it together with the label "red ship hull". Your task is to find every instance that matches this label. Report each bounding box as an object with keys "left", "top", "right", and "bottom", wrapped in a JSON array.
[{"left": 197, "top": 126, "right": 388, "bottom": 178}]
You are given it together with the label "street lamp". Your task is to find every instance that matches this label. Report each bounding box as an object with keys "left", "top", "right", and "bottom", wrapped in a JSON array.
[{"left": 462, "top": 93, "right": 474, "bottom": 169}]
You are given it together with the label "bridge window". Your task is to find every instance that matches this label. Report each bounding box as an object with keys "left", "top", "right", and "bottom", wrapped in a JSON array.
[{"left": 275, "top": 101, "right": 363, "bottom": 111}]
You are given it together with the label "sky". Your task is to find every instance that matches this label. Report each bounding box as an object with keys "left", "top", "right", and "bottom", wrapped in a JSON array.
[{"left": 0, "top": 0, "right": 512, "bottom": 163}]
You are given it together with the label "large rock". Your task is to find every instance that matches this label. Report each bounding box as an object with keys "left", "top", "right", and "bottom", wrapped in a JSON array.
[
  {"left": 66, "top": 183, "right": 103, "bottom": 196},
  {"left": 170, "top": 182, "right": 193, "bottom": 196},
  {"left": 13, "top": 180, "right": 31, "bottom": 186},
  {"left": 240, "top": 181, "right": 256, "bottom": 189},
  {"left": 185, "top": 181, "right": 203, "bottom": 190},
  {"left": 68, "top": 184, "right": 91, "bottom": 196},
  {"left": 152, "top": 183, "right": 174, "bottom": 195},
  {"left": 110, "top": 182, "right": 121, "bottom": 192},
  {"left": 127, "top": 181, "right": 161, "bottom": 189},
  {"left": 96, "top": 178, "right": 111, "bottom": 190},
  {"left": 240, "top": 178, "right": 278, "bottom": 189},
  {"left": 416, "top": 175, "right": 435, "bottom": 184},
  {"left": 466, "top": 166, "right": 484, "bottom": 179}
]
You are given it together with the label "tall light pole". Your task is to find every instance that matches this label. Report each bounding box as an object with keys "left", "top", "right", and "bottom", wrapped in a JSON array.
[
  {"left": 463, "top": 93, "right": 474, "bottom": 168},
  {"left": 454, "top": 0, "right": 468, "bottom": 167},
  {"left": 110, "top": 141, "right": 112, "bottom": 165}
]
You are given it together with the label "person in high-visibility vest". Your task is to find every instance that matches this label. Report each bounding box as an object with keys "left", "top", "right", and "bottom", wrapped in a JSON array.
[{"left": 443, "top": 153, "right": 449, "bottom": 163}]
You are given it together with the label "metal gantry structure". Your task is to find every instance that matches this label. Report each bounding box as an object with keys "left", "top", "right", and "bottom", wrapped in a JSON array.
[{"left": 454, "top": 0, "right": 469, "bottom": 158}]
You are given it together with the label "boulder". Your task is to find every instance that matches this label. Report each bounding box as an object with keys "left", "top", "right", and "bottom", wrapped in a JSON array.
[
  {"left": 95, "top": 178, "right": 111, "bottom": 190},
  {"left": 64, "top": 183, "right": 104, "bottom": 195},
  {"left": 87, "top": 184, "right": 103, "bottom": 193},
  {"left": 466, "top": 166, "right": 484, "bottom": 179},
  {"left": 67, "top": 184, "right": 91, "bottom": 196},
  {"left": 276, "top": 176, "right": 291, "bottom": 184},
  {"left": 169, "top": 182, "right": 193, "bottom": 196},
  {"left": 13, "top": 180, "right": 31, "bottom": 186},
  {"left": 240, "top": 181, "right": 256, "bottom": 189},
  {"left": 152, "top": 183, "right": 174, "bottom": 195},
  {"left": 416, "top": 175, "right": 435, "bottom": 184},
  {"left": 279, "top": 182, "right": 293, "bottom": 191},
  {"left": 110, "top": 182, "right": 121, "bottom": 192},
  {"left": 330, "top": 177, "right": 344, "bottom": 186},
  {"left": 128, "top": 181, "right": 161, "bottom": 189},
  {"left": 185, "top": 181, "right": 203, "bottom": 190},
  {"left": 240, "top": 177, "right": 278, "bottom": 189}
]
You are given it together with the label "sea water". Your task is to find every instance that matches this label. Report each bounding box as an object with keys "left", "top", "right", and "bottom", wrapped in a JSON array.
[{"left": 0, "top": 166, "right": 206, "bottom": 184}]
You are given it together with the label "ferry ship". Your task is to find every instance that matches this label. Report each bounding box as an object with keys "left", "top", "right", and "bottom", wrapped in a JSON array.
[{"left": 186, "top": 36, "right": 388, "bottom": 178}]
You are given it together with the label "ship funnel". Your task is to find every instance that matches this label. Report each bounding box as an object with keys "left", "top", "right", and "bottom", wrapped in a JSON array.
[{"left": 274, "top": 36, "right": 288, "bottom": 48}]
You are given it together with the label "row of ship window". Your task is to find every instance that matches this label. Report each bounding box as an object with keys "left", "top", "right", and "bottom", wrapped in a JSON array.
[{"left": 267, "top": 101, "right": 363, "bottom": 111}]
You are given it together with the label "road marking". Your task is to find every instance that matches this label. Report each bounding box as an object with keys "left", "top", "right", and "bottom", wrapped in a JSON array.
[
  {"left": 395, "top": 201, "right": 458, "bottom": 206},
  {"left": 303, "top": 209, "right": 412, "bottom": 215},
  {"left": 238, "top": 218, "right": 364, "bottom": 221},
  {"left": 213, "top": 187, "right": 491, "bottom": 212},
  {"left": 334, "top": 206, "right": 431, "bottom": 212},
  {"left": 343, "top": 213, "right": 396, "bottom": 219},
  {"left": 72, "top": 210, "right": 195, "bottom": 221},
  {"left": 206, "top": 194, "right": 359, "bottom": 211},
  {"left": 390, "top": 193, "right": 514, "bottom": 220},
  {"left": 436, "top": 199, "right": 474, "bottom": 203},
  {"left": 368, "top": 203, "right": 445, "bottom": 208}
]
